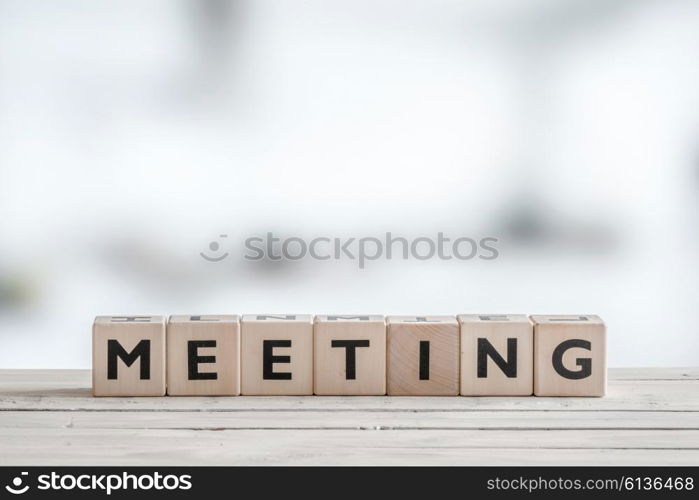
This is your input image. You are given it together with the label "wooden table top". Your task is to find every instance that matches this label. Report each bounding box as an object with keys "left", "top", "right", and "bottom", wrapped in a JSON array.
[{"left": 0, "top": 368, "right": 697, "bottom": 465}]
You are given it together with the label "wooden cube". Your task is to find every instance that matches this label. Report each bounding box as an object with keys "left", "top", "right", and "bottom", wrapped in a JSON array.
[
  {"left": 92, "top": 315, "right": 166, "bottom": 396},
  {"left": 458, "top": 314, "right": 533, "bottom": 396},
  {"left": 532, "top": 315, "right": 606, "bottom": 397},
  {"left": 166, "top": 315, "right": 240, "bottom": 396},
  {"left": 386, "top": 316, "right": 459, "bottom": 395},
  {"left": 241, "top": 314, "right": 313, "bottom": 395},
  {"left": 314, "top": 315, "right": 386, "bottom": 395}
]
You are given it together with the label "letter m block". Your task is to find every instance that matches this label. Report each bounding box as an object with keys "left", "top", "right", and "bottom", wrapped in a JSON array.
[{"left": 92, "top": 316, "right": 166, "bottom": 396}]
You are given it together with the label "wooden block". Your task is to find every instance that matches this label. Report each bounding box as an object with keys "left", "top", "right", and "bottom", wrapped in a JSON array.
[
  {"left": 92, "top": 316, "right": 166, "bottom": 396},
  {"left": 532, "top": 315, "right": 607, "bottom": 397},
  {"left": 386, "top": 316, "right": 459, "bottom": 396},
  {"left": 241, "top": 314, "right": 313, "bottom": 395},
  {"left": 314, "top": 315, "right": 386, "bottom": 395},
  {"left": 458, "top": 314, "right": 533, "bottom": 396},
  {"left": 166, "top": 315, "right": 240, "bottom": 396}
]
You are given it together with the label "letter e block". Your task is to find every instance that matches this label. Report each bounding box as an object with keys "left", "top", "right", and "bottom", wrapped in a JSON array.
[
  {"left": 459, "top": 314, "right": 533, "bottom": 396},
  {"left": 532, "top": 315, "right": 606, "bottom": 397},
  {"left": 167, "top": 315, "right": 240, "bottom": 396},
  {"left": 314, "top": 315, "right": 386, "bottom": 395},
  {"left": 92, "top": 316, "right": 166, "bottom": 396},
  {"left": 241, "top": 314, "right": 313, "bottom": 395},
  {"left": 387, "top": 316, "right": 459, "bottom": 395}
]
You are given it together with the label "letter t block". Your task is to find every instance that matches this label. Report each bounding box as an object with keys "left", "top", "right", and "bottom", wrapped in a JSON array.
[
  {"left": 532, "top": 315, "right": 606, "bottom": 397},
  {"left": 314, "top": 315, "right": 386, "bottom": 395},
  {"left": 92, "top": 316, "right": 166, "bottom": 396}
]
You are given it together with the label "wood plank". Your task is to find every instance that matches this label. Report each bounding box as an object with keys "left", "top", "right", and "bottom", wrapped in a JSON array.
[
  {"left": 1, "top": 370, "right": 697, "bottom": 466},
  {"left": 1, "top": 410, "right": 698, "bottom": 430},
  {"left": 0, "top": 428, "right": 697, "bottom": 465},
  {"left": 2, "top": 380, "right": 697, "bottom": 411},
  {"left": 1, "top": 367, "right": 697, "bottom": 389},
  {"left": 610, "top": 367, "right": 699, "bottom": 380}
]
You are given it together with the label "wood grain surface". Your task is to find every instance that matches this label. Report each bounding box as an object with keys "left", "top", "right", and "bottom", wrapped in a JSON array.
[{"left": 0, "top": 368, "right": 697, "bottom": 465}]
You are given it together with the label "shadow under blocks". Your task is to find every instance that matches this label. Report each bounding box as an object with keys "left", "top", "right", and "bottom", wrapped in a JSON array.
[{"left": 92, "top": 314, "right": 606, "bottom": 397}]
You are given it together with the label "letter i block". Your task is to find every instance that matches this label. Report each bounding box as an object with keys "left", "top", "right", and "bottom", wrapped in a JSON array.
[
  {"left": 458, "top": 315, "right": 533, "bottom": 396},
  {"left": 314, "top": 315, "right": 386, "bottom": 395},
  {"left": 241, "top": 315, "right": 313, "bottom": 395},
  {"left": 387, "top": 316, "right": 459, "bottom": 395},
  {"left": 531, "top": 315, "right": 607, "bottom": 397},
  {"left": 92, "top": 316, "right": 166, "bottom": 396},
  {"left": 166, "top": 315, "right": 240, "bottom": 396}
]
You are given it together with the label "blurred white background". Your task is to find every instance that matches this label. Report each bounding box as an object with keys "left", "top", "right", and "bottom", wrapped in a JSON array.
[{"left": 0, "top": 0, "right": 698, "bottom": 368}]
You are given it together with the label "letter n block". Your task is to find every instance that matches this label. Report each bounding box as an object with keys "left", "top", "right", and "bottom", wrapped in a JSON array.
[
  {"left": 387, "top": 316, "right": 459, "bottom": 395},
  {"left": 532, "top": 315, "right": 606, "bottom": 397},
  {"left": 92, "top": 316, "right": 166, "bottom": 396},
  {"left": 314, "top": 315, "right": 386, "bottom": 395},
  {"left": 166, "top": 315, "right": 240, "bottom": 396},
  {"left": 241, "top": 314, "right": 313, "bottom": 395},
  {"left": 458, "top": 314, "right": 533, "bottom": 396}
]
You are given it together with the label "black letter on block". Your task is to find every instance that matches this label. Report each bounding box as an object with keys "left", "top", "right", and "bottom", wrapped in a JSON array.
[
  {"left": 419, "top": 341, "right": 430, "bottom": 380},
  {"left": 552, "top": 339, "right": 591, "bottom": 379},
  {"left": 188, "top": 340, "right": 217, "bottom": 380},
  {"left": 331, "top": 340, "right": 370, "bottom": 379},
  {"left": 107, "top": 339, "right": 150, "bottom": 380},
  {"left": 477, "top": 338, "right": 517, "bottom": 378},
  {"left": 263, "top": 340, "right": 292, "bottom": 380}
]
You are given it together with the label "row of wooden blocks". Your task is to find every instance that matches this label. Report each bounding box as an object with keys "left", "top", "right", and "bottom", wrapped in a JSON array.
[{"left": 92, "top": 314, "right": 606, "bottom": 397}]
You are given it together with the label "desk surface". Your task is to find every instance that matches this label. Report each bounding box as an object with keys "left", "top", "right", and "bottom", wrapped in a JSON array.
[{"left": 0, "top": 368, "right": 697, "bottom": 465}]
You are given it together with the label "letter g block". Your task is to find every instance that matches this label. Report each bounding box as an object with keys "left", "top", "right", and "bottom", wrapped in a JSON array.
[
  {"left": 532, "top": 315, "right": 607, "bottom": 397},
  {"left": 92, "top": 315, "right": 166, "bottom": 396}
]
